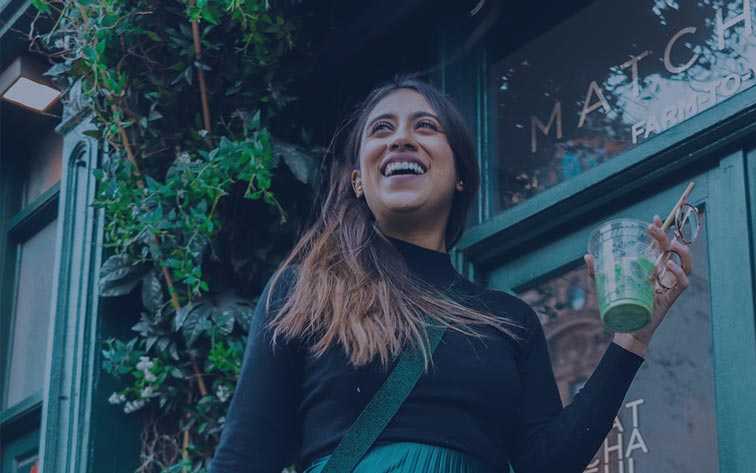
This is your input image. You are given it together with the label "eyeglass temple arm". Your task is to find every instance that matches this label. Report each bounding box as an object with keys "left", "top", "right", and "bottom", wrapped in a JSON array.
[
  {"left": 661, "top": 181, "right": 696, "bottom": 233},
  {"left": 648, "top": 181, "right": 696, "bottom": 260}
]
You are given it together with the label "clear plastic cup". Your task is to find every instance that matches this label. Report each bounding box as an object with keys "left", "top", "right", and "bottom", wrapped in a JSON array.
[{"left": 588, "top": 218, "right": 656, "bottom": 333}]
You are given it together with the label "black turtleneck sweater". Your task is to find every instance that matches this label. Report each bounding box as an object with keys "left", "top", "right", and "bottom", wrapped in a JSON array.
[{"left": 209, "top": 236, "right": 645, "bottom": 473}]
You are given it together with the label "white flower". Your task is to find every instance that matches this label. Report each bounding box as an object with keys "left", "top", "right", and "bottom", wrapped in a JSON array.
[
  {"left": 136, "top": 356, "right": 154, "bottom": 372},
  {"left": 141, "top": 386, "right": 159, "bottom": 399},
  {"left": 108, "top": 392, "right": 126, "bottom": 405},
  {"left": 123, "top": 399, "right": 146, "bottom": 414},
  {"left": 177, "top": 151, "right": 191, "bottom": 163},
  {"left": 136, "top": 356, "right": 157, "bottom": 382},
  {"left": 215, "top": 384, "right": 231, "bottom": 403},
  {"left": 198, "top": 129, "right": 208, "bottom": 138}
]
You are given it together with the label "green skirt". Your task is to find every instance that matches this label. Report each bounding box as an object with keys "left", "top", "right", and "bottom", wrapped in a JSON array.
[{"left": 302, "top": 442, "right": 498, "bottom": 473}]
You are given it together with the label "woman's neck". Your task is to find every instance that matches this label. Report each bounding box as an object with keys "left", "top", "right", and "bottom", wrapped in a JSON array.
[
  {"left": 384, "top": 235, "right": 460, "bottom": 286},
  {"left": 380, "top": 229, "right": 447, "bottom": 253}
]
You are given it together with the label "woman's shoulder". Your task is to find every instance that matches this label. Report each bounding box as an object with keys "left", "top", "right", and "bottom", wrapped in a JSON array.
[
  {"left": 256, "top": 263, "right": 300, "bottom": 313},
  {"left": 452, "top": 277, "right": 542, "bottom": 328}
]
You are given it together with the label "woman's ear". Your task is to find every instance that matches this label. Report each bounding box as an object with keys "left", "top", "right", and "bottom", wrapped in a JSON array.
[{"left": 351, "top": 169, "right": 363, "bottom": 198}]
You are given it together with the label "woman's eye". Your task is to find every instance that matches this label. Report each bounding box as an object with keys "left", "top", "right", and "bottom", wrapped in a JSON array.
[
  {"left": 417, "top": 120, "right": 439, "bottom": 131},
  {"left": 370, "top": 121, "right": 392, "bottom": 134}
]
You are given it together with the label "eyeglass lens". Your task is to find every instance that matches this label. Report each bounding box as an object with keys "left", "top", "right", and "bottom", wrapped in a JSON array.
[{"left": 675, "top": 203, "right": 700, "bottom": 245}]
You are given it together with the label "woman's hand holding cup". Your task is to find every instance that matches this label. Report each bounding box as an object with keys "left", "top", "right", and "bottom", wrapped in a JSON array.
[{"left": 584, "top": 214, "right": 693, "bottom": 357}]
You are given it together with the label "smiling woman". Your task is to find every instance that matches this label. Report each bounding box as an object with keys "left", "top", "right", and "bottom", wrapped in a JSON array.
[
  {"left": 352, "top": 88, "right": 463, "bottom": 251},
  {"left": 208, "top": 75, "right": 691, "bottom": 473}
]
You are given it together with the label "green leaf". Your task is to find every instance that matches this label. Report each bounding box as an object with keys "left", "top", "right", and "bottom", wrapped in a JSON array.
[
  {"left": 215, "top": 291, "right": 255, "bottom": 331},
  {"left": 145, "top": 336, "right": 158, "bottom": 352},
  {"left": 145, "top": 31, "right": 162, "bottom": 42},
  {"left": 272, "top": 138, "right": 318, "bottom": 185},
  {"left": 31, "top": 0, "right": 51, "bottom": 13},
  {"left": 99, "top": 254, "right": 150, "bottom": 297},
  {"left": 82, "top": 129, "right": 102, "bottom": 139},
  {"left": 212, "top": 310, "right": 234, "bottom": 335},
  {"left": 141, "top": 270, "right": 164, "bottom": 313},
  {"left": 251, "top": 110, "right": 261, "bottom": 130},
  {"left": 202, "top": 8, "right": 219, "bottom": 24},
  {"left": 43, "top": 62, "right": 72, "bottom": 77},
  {"left": 182, "top": 306, "right": 211, "bottom": 347},
  {"left": 173, "top": 305, "right": 192, "bottom": 332},
  {"left": 193, "top": 60, "right": 212, "bottom": 71},
  {"left": 158, "top": 337, "right": 170, "bottom": 353}
]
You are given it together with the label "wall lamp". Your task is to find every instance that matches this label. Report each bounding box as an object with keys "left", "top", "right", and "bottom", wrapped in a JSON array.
[{"left": 0, "top": 57, "right": 61, "bottom": 113}]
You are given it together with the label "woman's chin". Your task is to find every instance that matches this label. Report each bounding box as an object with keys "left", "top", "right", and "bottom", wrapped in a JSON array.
[{"left": 380, "top": 196, "right": 427, "bottom": 213}]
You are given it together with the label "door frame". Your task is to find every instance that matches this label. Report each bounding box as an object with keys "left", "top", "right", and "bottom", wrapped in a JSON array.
[{"left": 461, "top": 154, "right": 756, "bottom": 471}]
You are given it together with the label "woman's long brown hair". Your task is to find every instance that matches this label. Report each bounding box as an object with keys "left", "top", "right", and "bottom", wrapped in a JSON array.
[{"left": 264, "top": 75, "right": 521, "bottom": 372}]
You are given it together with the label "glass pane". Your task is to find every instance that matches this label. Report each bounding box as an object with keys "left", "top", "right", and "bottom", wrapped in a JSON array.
[
  {"left": 22, "top": 131, "right": 62, "bottom": 206},
  {"left": 17, "top": 456, "right": 39, "bottom": 473},
  {"left": 0, "top": 429, "right": 39, "bottom": 473},
  {"left": 519, "top": 210, "right": 718, "bottom": 472},
  {"left": 5, "top": 219, "right": 58, "bottom": 408},
  {"left": 488, "top": 0, "right": 755, "bottom": 212}
]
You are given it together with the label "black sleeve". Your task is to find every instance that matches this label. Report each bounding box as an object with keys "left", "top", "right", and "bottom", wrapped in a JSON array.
[
  {"left": 209, "top": 267, "right": 302, "bottom": 473},
  {"left": 509, "top": 305, "right": 644, "bottom": 473}
]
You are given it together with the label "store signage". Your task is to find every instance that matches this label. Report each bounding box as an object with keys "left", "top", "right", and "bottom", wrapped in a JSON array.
[
  {"left": 584, "top": 398, "right": 648, "bottom": 473},
  {"left": 489, "top": 0, "right": 756, "bottom": 210},
  {"left": 530, "top": 0, "right": 753, "bottom": 153}
]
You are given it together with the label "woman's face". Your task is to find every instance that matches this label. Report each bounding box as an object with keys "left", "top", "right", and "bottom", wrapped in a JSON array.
[{"left": 351, "top": 89, "right": 461, "bottom": 240}]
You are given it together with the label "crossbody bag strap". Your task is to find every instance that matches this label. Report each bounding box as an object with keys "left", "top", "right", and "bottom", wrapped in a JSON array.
[{"left": 320, "top": 323, "right": 448, "bottom": 473}]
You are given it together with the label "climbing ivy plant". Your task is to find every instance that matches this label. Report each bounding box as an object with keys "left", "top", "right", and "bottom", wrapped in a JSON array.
[{"left": 27, "top": 0, "right": 318, "bottom": 471}]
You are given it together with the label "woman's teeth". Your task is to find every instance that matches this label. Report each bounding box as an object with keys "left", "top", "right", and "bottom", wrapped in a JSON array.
[{"left": 383, "top": 161, "right": 427, "bottom": 177}]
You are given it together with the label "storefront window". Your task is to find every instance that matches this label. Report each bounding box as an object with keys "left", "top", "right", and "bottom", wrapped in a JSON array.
[
  {"left": 488, "top": 0, "right": 755, "bottom": 212},
  {"left": 519, "top": 211, "right": 719, "bottom": 472},
  {"left": 5, "top": 219, "right": 58, "bottom": 408}
]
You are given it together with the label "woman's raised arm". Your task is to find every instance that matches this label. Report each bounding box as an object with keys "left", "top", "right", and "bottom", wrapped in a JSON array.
[{"left": 508, "top": 310, "right": 644, "bottom": 473}]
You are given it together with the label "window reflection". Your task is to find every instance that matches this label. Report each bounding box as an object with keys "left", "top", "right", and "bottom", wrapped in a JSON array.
[
  {"left": 489, "top": 0, "right": 756, "bottom": 212},
  {"left": 519, "top": 211, "right": 718, "bottom": 472}
]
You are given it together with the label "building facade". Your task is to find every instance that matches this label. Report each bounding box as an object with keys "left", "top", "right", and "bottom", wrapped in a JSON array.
[{"left": 1, "top": 0, "right": 755, "bottom": 472}]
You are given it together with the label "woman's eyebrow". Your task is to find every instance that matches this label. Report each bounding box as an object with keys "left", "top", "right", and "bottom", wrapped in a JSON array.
[
  {"left": 410, "top": 111, "right": 440, "bottom": 122},
  {"left": 366, "top": 111, "right": 440, "bottom": 129}
]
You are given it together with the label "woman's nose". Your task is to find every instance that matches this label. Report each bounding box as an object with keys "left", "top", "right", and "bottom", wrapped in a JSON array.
[{"left": 389, "top": 134, "right": 417, "bottom": 151}]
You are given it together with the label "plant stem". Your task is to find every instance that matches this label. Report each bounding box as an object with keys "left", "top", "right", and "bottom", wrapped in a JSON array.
[{"left": 190, "top": 0, "right": 212, "bottom": 134}]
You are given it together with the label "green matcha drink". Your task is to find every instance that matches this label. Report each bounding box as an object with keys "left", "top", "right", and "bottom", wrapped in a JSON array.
[{"left": 588, "top": 219, "right": 656, "bottom": 333}]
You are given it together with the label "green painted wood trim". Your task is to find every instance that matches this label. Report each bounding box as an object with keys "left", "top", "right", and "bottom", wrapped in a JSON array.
[
  {"left": 1, "top": 426, "right": 40, "bottom": 473},
  {"left": 707, "top": 152, "right": 756, "bottom": 472},
  {"left": 0, "top": 0, "right": 30, "bottom": 39},
  {"left": 486, "top": 178, "right": 709, "bottom": 293},
  {"left": 0, "top": 390, "right": 42, "bottom": 438},
  {"left": 458, "top": 85, "right": 756, "bottom": 266},
  {"left": 7, "top": 182, "right": 60, "bottom": 242},
  {"left": 46, "top": 135, "right": 141, "bottom": 473},
  {"left": 0, "top": 156, "right": 21, "bottom": 413},
  {"left": 747, "top": 142, "right": 756, "bottom": 327},
  {"left": 478, "top": 49, "right": 490, "bottom": 225},
  {"left": 37, "top": 133, "right": 100, "bottom": 473}
]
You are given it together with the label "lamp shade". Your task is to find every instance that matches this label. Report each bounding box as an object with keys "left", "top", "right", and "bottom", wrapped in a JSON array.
[{"left": 0, "top": 57, "right": 61, "bottom": 113}]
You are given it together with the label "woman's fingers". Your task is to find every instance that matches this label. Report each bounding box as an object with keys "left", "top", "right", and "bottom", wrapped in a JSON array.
[
  {"left": 648, "top": 214, "right": 672, "bottom": 252},
  {"left": 671, "top": 239, "right": 693, "bottom": 275},
  {"left": 584, "top": 254, "right": 595, "bottom": 281},
  {"left": 664, "top": 258, "right": 690, "bottom": 291}
]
